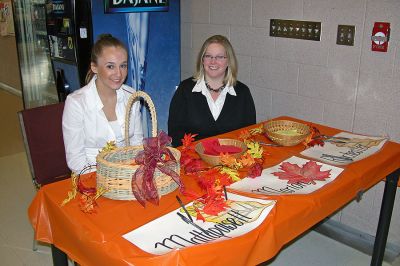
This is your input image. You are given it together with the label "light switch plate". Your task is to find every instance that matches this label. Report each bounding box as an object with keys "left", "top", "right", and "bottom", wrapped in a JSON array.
[
  {"left": 337, "top": 25, "right": 355, "bottom": 46},
  {"left": 270, "top": 19, "right": 321, "bottom": 41}
]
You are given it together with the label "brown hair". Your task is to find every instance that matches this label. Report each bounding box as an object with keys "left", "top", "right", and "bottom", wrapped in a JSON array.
[
  {"left": 193, "top": 35, "right": 238, "bottom": 86},
  {"left": 85, "top": 34, "right": 128, "bottom": 84}
]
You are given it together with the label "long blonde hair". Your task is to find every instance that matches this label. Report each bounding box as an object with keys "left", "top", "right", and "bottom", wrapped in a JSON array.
[
  {"left": 193, "top": 35, "right": 238, "bottom": 86},
  {"left": 85, "top": 34, "right": 128, "bottom": 84}
]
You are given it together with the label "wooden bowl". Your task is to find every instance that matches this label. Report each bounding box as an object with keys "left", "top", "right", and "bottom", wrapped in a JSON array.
[
  {"left": 194, "top": 139, "right": 247, "bottom": 166},
  {"left": 264, "top": 120, "right": 310, "bottom": 147}
]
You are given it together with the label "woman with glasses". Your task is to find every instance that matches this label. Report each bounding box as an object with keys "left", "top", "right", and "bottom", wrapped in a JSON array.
[{"left": 168, "top": 35, "right": 256, "bottom": 147}]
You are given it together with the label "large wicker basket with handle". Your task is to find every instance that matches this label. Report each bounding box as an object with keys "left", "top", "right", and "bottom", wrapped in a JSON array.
[{"left": 96, "top": 91, "right": 180, "bottom": 200}]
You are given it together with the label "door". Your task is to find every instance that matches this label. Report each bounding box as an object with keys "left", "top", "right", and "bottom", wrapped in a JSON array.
[{"left": 13, "top": 0, "right": 58, "bottom": 108}]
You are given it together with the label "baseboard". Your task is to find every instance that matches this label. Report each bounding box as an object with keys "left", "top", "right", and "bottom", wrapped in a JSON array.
[
  {"left": 0, "top": 82, "right": 22, "bottom": 97},
  {"left": 314, "top": 219, "right": 400, "bottom": 263}
]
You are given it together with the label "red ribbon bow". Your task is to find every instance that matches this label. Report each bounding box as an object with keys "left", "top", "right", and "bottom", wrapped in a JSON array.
[{"left": 131, "top": 131, "right": 182, "bottom": 206}]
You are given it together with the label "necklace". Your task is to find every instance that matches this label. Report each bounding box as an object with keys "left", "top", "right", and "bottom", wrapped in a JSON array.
[{"left": 205, "top": 81, "right": 225, "bottom": 93}]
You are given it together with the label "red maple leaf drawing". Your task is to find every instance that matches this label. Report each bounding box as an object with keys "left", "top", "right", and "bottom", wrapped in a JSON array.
[{"left": 272, "top": 161, "right": 331, "bottom": 185}]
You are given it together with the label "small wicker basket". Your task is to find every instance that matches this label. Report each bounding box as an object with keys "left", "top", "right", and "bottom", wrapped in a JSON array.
[
  {"left": 264, "top": 120, "right": 310, "bottom": 147},
  {"left": 96, "top": 91, "right": 180, "bottom": 201},
  {"left": 195, "top": 139, "right": 247, "bottom": 166}
]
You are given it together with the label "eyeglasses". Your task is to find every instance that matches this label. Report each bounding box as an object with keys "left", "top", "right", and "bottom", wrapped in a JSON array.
[{"left": 203, "top": 54, "right": 227, "bottom": 62}]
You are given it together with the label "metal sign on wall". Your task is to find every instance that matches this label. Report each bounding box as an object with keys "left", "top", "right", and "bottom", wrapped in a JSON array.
[{"left": 104, "top": 0, "right": 169, "bottom": 13}]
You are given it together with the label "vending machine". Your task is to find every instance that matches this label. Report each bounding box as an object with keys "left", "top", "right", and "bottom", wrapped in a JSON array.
[{"left": 45, "top": 0, "right": 93, "bottom": 101}]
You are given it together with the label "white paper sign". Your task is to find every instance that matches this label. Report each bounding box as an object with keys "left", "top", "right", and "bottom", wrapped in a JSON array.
[
  {"left": 229, "top": 156, "right": 343, "bottom": 195},
  {"left": 301, "top": 132, "right": 388, "bottom": 166},
  {"left": 123, "top": 193, "right": 276, "bottom": 255}
]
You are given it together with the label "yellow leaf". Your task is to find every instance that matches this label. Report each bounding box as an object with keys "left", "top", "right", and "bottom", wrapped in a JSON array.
[
  {"left": 99, "top": 141, "right": 116, "bottom": 153},
  {"left": 249, "top": 125, "right": 264, "bottom": 135},
  {"left": 247, "top": 142, "right": 264, "bottom": 159},
  {"left": 219, "top": 166, "right": 240, "bottom": 182}
]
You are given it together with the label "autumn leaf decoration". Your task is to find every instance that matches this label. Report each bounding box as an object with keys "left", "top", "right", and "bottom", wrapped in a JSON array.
[
  {"left": 303, "top": 125, "right": 325, "bottom": 147},
  {"left": 99, "top": 141, "right": 117, "bottom": 153},
  {"left": 238, "top": 125, "right": 264, "bottom": 142},
  {"left": 180, "top": 133, "right": 207, "bottom": 174},
  {"left": 182, "top": 133, "right": 198, "bottom": 148},
  {"left": 189, "top": 168, "right": 233, "bottom": 218},
  {"left": 180, "top": 128, "right": 268, "bottom": 217},
  {"left": 272, "top": 160, "right": 331, "bottom": 185},
  {"left": 249, "top": 124, "right": 265, "bottom": 135},
  {"left": 61, "top": 166, "right": 108, "bottom": 213},
  {"left": 238, "top": 129, "right": 252, "bottom": 141},
  {"left": 240, "top": 128, "right": 266, "bottom": 178},
  {"left": 246, "top": 141, "right": 264, "bottom": 159}
]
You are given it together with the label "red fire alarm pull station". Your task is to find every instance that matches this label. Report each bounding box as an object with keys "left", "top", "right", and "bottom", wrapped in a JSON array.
[{"left": 371, "top": 22, "right": 390, "bottom": 52}]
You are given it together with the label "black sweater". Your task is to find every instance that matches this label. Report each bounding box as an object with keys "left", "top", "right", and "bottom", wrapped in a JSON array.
[{"left": 168, "top": 78, "right": 256, "bottom": 147}]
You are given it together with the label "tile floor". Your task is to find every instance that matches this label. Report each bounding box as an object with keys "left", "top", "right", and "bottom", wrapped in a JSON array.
[{"left": 0, "top": 90, "right": 399, "bottom": 265}]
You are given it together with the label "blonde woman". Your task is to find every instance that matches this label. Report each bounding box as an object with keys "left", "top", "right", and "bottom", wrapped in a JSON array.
[{"left": 168, "top": 35, "right": 256, "bottom": 147}]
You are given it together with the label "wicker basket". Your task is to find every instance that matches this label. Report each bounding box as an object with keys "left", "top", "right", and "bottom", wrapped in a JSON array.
[
  {"left": 264, "top": 120, "right": 310, "bottom": 147},
  {"left": 96, "top": 91, "right": 180, "bottom": 200},
  {"left": 195, "top": 139, "right": 247, "bottom": 166}
]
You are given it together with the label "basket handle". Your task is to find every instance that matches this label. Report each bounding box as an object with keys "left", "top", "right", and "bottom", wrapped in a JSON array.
[{"left": 124, "top": 90, "right": 157, "bottom": 146}]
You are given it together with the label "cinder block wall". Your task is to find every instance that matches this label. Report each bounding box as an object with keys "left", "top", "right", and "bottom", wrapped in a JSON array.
[{"left": 180, "top": 0, "right": 400, "bottom": 248}]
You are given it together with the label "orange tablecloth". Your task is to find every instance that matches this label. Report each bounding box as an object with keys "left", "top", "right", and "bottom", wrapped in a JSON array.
[{"left": 28, "top": 117, "right": 400, "bottom": 266}]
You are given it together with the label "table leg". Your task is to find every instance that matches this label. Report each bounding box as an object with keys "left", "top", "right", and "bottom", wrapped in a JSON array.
[
  {"left": 51, "top": 244, "right": 68, "bottom": 266},
  {"left": 371, "top": 168, "right": 400, "bottom": 266}
]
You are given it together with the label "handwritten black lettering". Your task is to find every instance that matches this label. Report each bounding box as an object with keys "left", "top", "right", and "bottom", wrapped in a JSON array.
[
  {"left": 189, "top": 230, "right": 216, "bottom": 243},
  {"left": 155, "top": 234, "right": 197, "bottom": 249},
  {"left": 155, "top": 208, "right": 256, "bottom": 250},
  {"left": 320, "top": 142, "right": 373, "bottom": 164},
  {"left": 320, "top": 154, "right": 353, "bottom": 163}
]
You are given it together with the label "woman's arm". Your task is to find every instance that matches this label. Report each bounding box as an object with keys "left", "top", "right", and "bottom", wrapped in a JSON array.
[
  {"left": 245, "top": 87, "right": 256, "bottom": 125},
  {"left": 238, "top": 82, "right": 256, "bottom": 126},
  {"left": 62, "top": 96, "right": 90, "bottom": 173},
  {"left": 168, "top": 85, "right": 188, "bottom": 147}
]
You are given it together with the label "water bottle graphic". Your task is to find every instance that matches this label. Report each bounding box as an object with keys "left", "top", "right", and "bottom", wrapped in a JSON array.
[
  {"left": 126, "top": 13, "right": 149, "bottom": 91},
  {"left": 125, "top": 13, "right": 150, "bottom": 136}
]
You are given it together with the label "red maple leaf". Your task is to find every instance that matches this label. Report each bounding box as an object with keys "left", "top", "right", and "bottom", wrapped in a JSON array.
[
  {"left": 248, "top": 163, "right": 263, "bottom": 178},
  {"left": 272, "top": 161, "right": 331, "bottom": 185}
]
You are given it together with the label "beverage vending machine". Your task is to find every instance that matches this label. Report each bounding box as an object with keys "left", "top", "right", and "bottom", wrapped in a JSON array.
[{"left": 45, "top": 0, "right": 93, "bottom": 101}]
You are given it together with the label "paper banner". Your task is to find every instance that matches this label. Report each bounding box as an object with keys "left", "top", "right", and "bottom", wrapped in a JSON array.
[
  {"left": 229, "top": 156, "right": 343, "bottom": 195},
  {"left": 123, "top": 193, "right": 276, "bottom": 255},
  {"left": 301, "top": 132, "right": 388, "bottom": 166}
]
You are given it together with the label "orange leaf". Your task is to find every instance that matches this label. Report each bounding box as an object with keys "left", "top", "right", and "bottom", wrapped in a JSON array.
[
  {"left": 239, "top": 153, "right": 255, "bottom": 167},
  {"left": 220, "top": 153, "right": 238, "bottom": 167},
  {"left": 182, "top": 133, "right": 198, "bottom": 148},
  {"left": 238, "top": 129, "right": 252, "bottom": 140}
]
